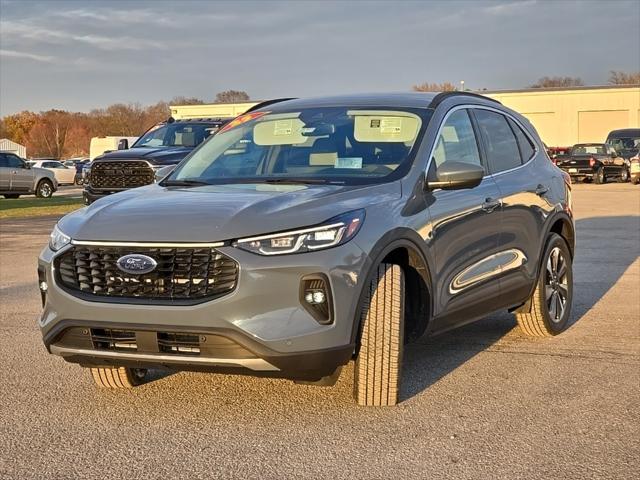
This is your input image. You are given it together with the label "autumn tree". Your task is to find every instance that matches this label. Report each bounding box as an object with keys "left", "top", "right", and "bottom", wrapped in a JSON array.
[
  {"left": 1, "top": 110, "right": 38, "bottom": 144},
  {"left": 529, "top": 76, "right": 584, "bottom": 88},
  {"left": 215, "top": 90, "right": 250, "bottom": 103},
  {"left": 608, "top": 71, "right": 640, "bottom": 85},
  {"left": 169, "top": 96, "right": 205, "bottom": 105},
  {"left": 26, "top": 110, "right": 75, "bottom": 158},
  {"left": 412, "top": 82, "right": 457, "bottom": 92}
]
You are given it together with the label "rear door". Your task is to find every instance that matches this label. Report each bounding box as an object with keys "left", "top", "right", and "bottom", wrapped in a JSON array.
[
  {"left": 472, "top": 108, "right": 553, "bottom": 304},
  {"left": 0, "top": 154, "right": 11, "bottom": 191},
  {"left": 425, "top": 108, "right": 504, "bottom": 333},
  {"left": 7, "top": 155, "right": 35, "bottom": 192}
]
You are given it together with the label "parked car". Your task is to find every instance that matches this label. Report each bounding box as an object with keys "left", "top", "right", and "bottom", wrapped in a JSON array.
[
  {"left": 606, "top": 128, "right": 640, "bottom": 161},
  {"left": 630, "top": 152, "right": 640, "bottom": 185},
  {"left": 555, "top": 143, "right": 628, "bottom": 183},
  {"left": 30, "top": 160, "right": 76, "bottom": 185},
  {"left": 72, "top": 159, "right": 91, "bottom": 185},
  {"left": 83, "top": 118, "right": 230, "bottom": 205},
  {"left": 38, "top": 92, "right": 575, "bottom": 406},
  {"left": 0, "top": 151, "right": 58, "bottom": 198}
]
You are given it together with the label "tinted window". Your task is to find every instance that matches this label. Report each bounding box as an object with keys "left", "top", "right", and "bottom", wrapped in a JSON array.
[
  {"left": 0, "top": 154, "right": 8, "bottom": 168},
  {"left": 508, "top": 118, "right": 535, "bottom": 161},
  {"left": 433, "top": 109, "right": 481, "bottom": 168},
  {"left": 474, "top": 109, "right": 521, "bottom": 173},
  {"left": 133, "top": 123, "right": 219, "bottom": 148},
  {"left": 6, "top": 155, "right": 25, "bottom": 168}
]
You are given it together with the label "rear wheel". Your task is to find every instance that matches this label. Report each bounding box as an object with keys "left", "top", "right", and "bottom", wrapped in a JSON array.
[
  {"left": 594, "top": 168, "right": 606, "bottom": 184},
  {"left": 516, "top": 234, "right": 573, "bottom": 337},
  {"left": 354, "top": 263, "right": 404, "bottom": 407},
  {"left": 35, "top": 179, "right": 54, "bottom": 198},
  {"left": 3, "top": 194, "right": 20, "bottom": 199},
  {"left": 89, "top": 367, "right": 147, "bottom": 388}
]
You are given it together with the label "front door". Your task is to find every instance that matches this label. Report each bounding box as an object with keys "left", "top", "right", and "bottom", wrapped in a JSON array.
[
  {"left": 0, "top": 154, "right": 11, "bottom": 191},
  {"left": 7, "top": 155, "right": 34, "bottom": 192},
  {"left": 424, "top": 108, "right": 504, "bottom": 334}
]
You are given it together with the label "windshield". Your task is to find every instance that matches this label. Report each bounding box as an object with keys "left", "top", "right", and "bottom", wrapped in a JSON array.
[
  {"left": 132, "top": 122, "right": 219, "bottom": 148},
  {"left": 168, "top": 106, "right": 430, "bottom": 186},
  {"left": 608, "top": 137, "right": 640, "bottom": 151}
]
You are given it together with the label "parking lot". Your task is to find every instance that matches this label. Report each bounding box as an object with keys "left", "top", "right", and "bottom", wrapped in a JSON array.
[{"left": 0, "top": 183, "right": 638, "bottom": 479}]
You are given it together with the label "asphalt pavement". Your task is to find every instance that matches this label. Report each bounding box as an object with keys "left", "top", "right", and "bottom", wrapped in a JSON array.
[{"left": 0, "top": 183, "right": 638, "bottom": 479}]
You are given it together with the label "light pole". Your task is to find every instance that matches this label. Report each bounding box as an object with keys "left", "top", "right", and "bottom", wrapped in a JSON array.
[{"left": 460, "top": 80, "right": 465, "bottom": 91}]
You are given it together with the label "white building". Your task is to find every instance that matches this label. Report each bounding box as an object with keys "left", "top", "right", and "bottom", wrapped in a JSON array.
[{"left": 0, "top": 138, "right": 27, "bottom": 158}]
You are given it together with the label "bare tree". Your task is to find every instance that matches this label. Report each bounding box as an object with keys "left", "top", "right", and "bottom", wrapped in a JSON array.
[
  {"left": 169, "top": 96, "right": 205, "bottom": 105},
  {"left": 529, "top": 76, "right": 584, "bottom": 88},
  {"left": 608, "top": 71, "right": 640, "bottom": 85},
  {"left": 412, "top": 82, "right": 457, "bottom": 92},
  {"left": 215, "top": 90, "right": 250, "bottom": 103}
]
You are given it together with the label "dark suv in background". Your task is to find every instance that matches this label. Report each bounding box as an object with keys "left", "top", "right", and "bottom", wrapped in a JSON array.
[
  {"left": 83, "top": 117, "right": 229, "bottom": 204},
  {"left": 40, "top": 92, "right": 575, "bottom": 406}
]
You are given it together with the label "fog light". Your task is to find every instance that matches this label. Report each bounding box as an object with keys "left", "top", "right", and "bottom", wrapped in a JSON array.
[
  {"left": 39, "top": 281, "right": 48, "bottom": 292},
  {"left": 300, "top": 275, "right": 333, "bottom": 324}
]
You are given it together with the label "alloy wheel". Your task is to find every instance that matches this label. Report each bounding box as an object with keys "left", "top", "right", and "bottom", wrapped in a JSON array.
[
  {"left": 545, "top": 247, "right": 569, "bottom": 323},
  {"left": 39, "top": 183, "right": 52, "bottom": 198}
]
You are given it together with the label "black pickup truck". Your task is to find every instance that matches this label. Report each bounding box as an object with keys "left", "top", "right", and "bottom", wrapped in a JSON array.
[
  {"left": 555, "top": 143, "right": 628, "bottom": 184},
  {"left": 83, "top": 118, "right": 229, "bottom": 204}
]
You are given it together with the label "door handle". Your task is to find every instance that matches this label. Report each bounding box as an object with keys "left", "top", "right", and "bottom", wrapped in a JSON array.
[
  {"left": 534, "top": 184, "right": 549, "bottom": 196},
  {"left": 11, "top": 170, "right": 17, "bottom": 174},
  {"left": 481, "top": 198, "right": 501, "bottom": 213}
]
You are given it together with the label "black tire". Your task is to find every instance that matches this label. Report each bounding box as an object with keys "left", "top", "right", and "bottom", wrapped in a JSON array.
[
  {"left": 89, "top": 367, "right": 147, "bottom": 388},
  {"left": 354, "top": 263, "right": 404, "bottom": 407},
  {"left": 35, "top": 179, "right": 54, "bottom": 198},
  {"left": 3, "top": 194, "right": 20, "bottom": 199},
  {"left": 594, "top": 168, "right": 606, "bottom": 184},
  {"left": 619, "top": 169, "right": 629, "bottom": 183},
  {"left": 516, "top": 234, "right": 573, "bottom": 337},
  {"left": 633, "top": 177, "right": 640, "bottom": 185}
]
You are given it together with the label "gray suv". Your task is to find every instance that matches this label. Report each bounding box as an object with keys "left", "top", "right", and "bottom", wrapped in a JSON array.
[
  {"left": 38, "top": 93, "right": 575, "bottom": 406},
  {"left": 0, "top": 151, "right": 58, "bottom": 198}
]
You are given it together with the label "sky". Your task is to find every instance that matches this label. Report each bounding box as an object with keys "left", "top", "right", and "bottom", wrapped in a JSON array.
[{"left": 0, "top": 0, "right": 639, "bottom": 116}]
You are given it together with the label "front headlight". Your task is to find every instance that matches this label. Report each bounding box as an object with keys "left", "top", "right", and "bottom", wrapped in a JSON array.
[
  {"left": 49, "top": 224, "right": 71, "bottom": 251},
  {"left": 235, "top": 210, "right": 365, "bottom": 255}
]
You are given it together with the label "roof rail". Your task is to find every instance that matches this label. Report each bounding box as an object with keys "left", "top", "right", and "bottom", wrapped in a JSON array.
[
  {"left": 428, "top": 91, "right": 501, "bottom": 109},
  {"left": 244, "top": 98, "right": 297, "bottom": 113}
]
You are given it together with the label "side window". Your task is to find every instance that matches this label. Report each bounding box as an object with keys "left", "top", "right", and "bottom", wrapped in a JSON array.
[
  {"left": 7, "top": 155, "right": 25, "bottom": 168},
  {"left": 507, "top": 118, "right": 535, "bottom": 162},
  {"left": 474, "top": 109, "right": 521, "bottom": 173},
  {"left": 0, "top": 154, "right": 8, "bottom": 168},
  {"left": 433, "top": 109, "right": 482, "bottom": 168}
]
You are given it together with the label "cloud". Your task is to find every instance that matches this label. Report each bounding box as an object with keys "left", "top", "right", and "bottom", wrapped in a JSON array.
[
  {"left": 0, "top": 48, "right": 55, "bottom": 63},
  {"left": 54, "top": 8, "right": 173, "bottom": 27},
  {"left": 485, "top": 0, "right": 537, "bottom": 15}
]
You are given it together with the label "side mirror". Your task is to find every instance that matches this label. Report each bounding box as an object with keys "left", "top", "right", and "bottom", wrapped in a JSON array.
[
  {"left": 118, "top": 139, "right": 129, "bottom": 150},
  {"left": 23, "top": 162, "right": 31, "bottom": 169},
  {"left": 427, "top": 161, "right": 484, "bottom": 190},
  {"left": 155, "top": 165, "right": 175, "bottom": 182}
]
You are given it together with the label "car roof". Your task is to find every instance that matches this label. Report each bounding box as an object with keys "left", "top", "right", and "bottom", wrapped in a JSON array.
[
  {"left": 264, "top": 92, "right": 440, "bottom": 111},
  {"left": 607, "top": 128, "right": 640, "bottom": 137}
]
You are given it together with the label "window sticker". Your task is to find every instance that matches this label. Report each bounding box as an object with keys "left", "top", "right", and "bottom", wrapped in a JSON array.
[
  {"left": 335, "top": 157, "right": 363, "bottom": 169},
  {"left": 274, "top": 119, "right": 293, "bottom": 136}
]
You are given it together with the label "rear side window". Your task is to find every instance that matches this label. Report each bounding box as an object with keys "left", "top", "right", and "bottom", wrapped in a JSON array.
[
  {"left": 432, "top": 109, "right": 482, "bottom": 168},
  {"left": 474, "top": 109, "right": 521, "bottom": 173},
  {"left": 508, "top": 118, "right": 535, "bottom": 162}
]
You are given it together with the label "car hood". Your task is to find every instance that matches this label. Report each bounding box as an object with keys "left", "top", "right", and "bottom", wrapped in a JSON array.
[
  {"left": 59, "top": 182, "right": 401, "bottom": 242},
  {"left": 94, "top": 146, "right": 193, "bottom": 166}
]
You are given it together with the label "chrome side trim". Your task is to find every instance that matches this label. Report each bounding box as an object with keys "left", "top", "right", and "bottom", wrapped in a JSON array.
[
  {"left": 71, "top": 240, "right": 225, "bottom": 248},
  {"left": 424, "top": 103, "right": 540, "bottom": 180},
  {"left": 449, "top": 248, "right": 527, "bottom": 294},
  {"left": 50, "top": 345, "right": 279, "bottom": 371}
]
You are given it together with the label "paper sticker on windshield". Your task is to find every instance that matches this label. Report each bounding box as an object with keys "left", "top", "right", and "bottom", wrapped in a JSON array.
[
  {"left": 380, "top": 118, "right": 402, "bottom": 134},
  {"left": 274, "top": 120, "right": 293, "bottom": 136},
  {"left": 335, "top": 157, "right": 362, "bottom": 169}
]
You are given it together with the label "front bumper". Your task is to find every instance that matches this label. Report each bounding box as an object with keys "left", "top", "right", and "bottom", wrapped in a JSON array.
[{"left": 39, "top": 240, "right": 370, "bottom": 379}]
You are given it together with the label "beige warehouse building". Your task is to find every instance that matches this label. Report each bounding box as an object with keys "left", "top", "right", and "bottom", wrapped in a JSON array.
[{"left": 485, "top": 85, "right": 640, "bottom": 147}]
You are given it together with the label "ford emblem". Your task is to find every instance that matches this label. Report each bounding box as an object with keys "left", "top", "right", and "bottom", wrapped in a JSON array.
[{"left": 116, "top": 254, "right": 157, "bottom": 275}]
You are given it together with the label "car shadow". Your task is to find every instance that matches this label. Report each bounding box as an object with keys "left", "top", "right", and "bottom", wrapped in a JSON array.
[{"left": 400, "top": 215, "right": 639, "bottom": 403}]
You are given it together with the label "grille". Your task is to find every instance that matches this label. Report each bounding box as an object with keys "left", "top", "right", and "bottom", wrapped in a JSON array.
[
  {"left": 90, "top": 160, "right": 155, "bottom": 190},
  {"left": 158, "top": 332, "right": 201, "bottom": 355},
  {"left": 56, "top": 246, "right": 238, "bottom": 302},
  {"left": 91, "top": 328, "right": 137, "bottom": 351}
]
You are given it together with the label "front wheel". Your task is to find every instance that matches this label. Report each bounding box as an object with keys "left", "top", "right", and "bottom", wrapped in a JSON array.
[
  {"left": 516, "top": 234, "right": 573, "bottom": 337},
  {"left": 354, "top": 263, "right": 405, "bottom": 406},
  {"left": 89, "top": 367, "right": 147, "bottom": 388},
  {"left": 619, "top": 169, "right": 629, "bottom": 183},
  {"left": 594, "top": 168, "right": 606, "bottom": 184},
  {"left": 35, "top": 179, "right": 54, "bottom": 198}
]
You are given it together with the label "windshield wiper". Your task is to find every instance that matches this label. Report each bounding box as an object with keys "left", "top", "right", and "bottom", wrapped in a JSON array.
[
  {"left": 161, "top": 179, "right": 211, "bottom": 187},
  {"left": 254, "top": 178, "right": 345, "bottom": 185}
]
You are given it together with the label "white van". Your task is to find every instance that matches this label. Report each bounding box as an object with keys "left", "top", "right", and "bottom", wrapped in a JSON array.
[{"left": 89, "top": 136, "right": 139, "bottom": 160}]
